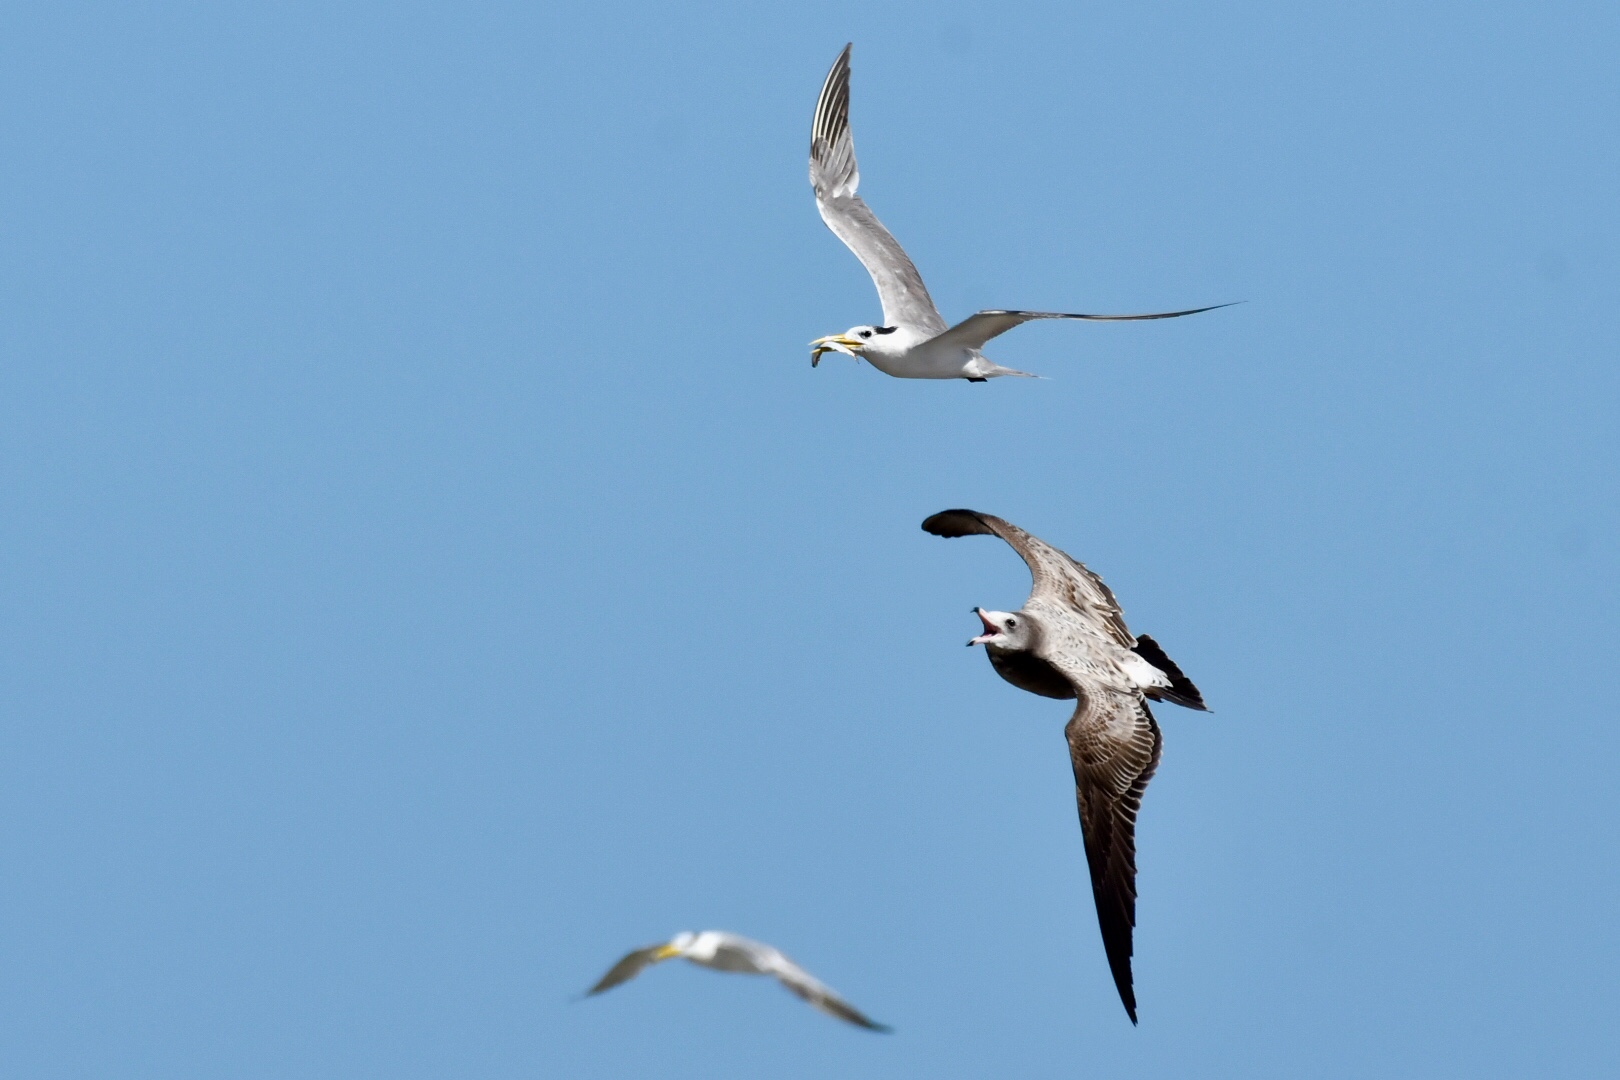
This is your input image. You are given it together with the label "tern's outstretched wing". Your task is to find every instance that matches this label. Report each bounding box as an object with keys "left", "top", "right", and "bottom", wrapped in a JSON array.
[
  {"left": 921, "top": 509, "right": 1135, "bottom": 649},
  {"left": 583, "top": 945, "right": 664, "bottom": 995},
  {"left": 1065, "top": 691, "right": 1162, "bottom": 1025},
  {"left": 766, "top": 951, "right": 892, "bottom": 1032},
  {"left": 810, "top": 44, "right": 947, "bottom": 336},
  {"left": 932, "top": 304, "right": 1239, "bottom": 351}
]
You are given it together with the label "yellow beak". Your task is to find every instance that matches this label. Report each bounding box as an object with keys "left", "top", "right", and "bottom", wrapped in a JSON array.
[
  {"left": 651, "top": 943, "right": 683, "bottom": 961},
  {"left": 809, "top": 334, "right": 862, "bottom": 367}
]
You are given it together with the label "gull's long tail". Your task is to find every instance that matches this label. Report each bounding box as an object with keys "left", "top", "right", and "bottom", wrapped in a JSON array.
[{"left": 1133, "top": 634, "right": 1208, "bottom": 711}]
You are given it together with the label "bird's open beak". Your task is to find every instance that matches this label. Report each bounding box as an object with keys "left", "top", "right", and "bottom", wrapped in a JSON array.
[
  {"left": 809, "top": 334, "right": 862, "bottom": 367},
  {"left": 967, "top": 608, "right": 1000, "bottom": 646}
]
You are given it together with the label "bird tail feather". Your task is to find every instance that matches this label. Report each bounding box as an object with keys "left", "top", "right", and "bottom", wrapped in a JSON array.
[{"left": 1133, "top": 634, "right": 1208, "bottom": 711}]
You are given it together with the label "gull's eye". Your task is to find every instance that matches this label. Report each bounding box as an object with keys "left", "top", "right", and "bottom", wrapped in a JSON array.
[{"left": 1006, "top": 619, "right": 1016, "bottom": 628}]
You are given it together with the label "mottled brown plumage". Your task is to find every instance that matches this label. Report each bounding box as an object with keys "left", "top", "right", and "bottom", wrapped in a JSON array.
[{"left": 923, "top": 509, "right": 1208, "bottom": 1023}]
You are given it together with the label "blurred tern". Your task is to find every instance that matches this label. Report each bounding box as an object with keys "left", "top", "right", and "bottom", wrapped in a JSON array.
[
  {"left": 809, "top": 44, "right": 1233, "bottom": 380},
  {"left": 922, "top": 509, "right": 1208, "bottom": 1022},
  {"left": 583, "top": 930, "right": 891, "bottom": 1031}
]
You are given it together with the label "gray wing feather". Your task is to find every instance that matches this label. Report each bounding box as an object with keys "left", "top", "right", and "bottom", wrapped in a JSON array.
[
  {"left": 769, "top": 954, "right": 892, "bottom": 1032},
  {"left": 584, "top": 945, "right": 662, "bottom": 995},
  {"left": 810, "top": 44, "right": 947, "bottom": 335},
  {"left": 1066, "top": 692, "right": 1162, "bottom": 1025},
  {"left": 921, "top": 509, "right": 1134, "bottom": 648},
  {"left": 931, "top": 304, "right": 1238, "bottom": 351}
]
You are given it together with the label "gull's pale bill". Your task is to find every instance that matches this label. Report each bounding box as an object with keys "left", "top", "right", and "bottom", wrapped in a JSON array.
[
  {"left": 583, "top": 930, "right": 891, "bottom": 1031},
  {"left": 809, "top": 43, "right": 1234, "bottom": 380},
  {"left": 922, "top": 510, "right": 1210, "bottom": 1023}
]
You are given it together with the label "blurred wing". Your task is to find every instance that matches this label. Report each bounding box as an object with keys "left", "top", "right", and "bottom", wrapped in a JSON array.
[
  {"left": 810, "top": 44, "right": 947, "bottom": 335},
  {"left": 770, "top": 958, "right": 892, "bottom": 1032},
  {"left": 930, "top": 304, "right": 1239, "bottom": 351},
  {"left": 583, "top": 945, "right": 663, "bottom": 996},
  {"left": 921, "top": 509, "right": 1134, "bottom": 648},
  {"left": 1066, "top": 692, "right": 1162, "bottom": 1025}
]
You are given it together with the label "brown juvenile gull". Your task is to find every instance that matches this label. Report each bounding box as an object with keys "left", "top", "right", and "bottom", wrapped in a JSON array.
[
  {"left": 808, "top": 43, "right": 1234, "bottom": 380},
  {"left": 582, "top": 930, "right": 890, "bottom": 1031},
  {"left": 922, "top": 509, "right": 1208, "bottom": 1023}
]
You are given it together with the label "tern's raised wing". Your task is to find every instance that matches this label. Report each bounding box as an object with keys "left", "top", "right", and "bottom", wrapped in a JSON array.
[
  {"left": 766, "top": 951, "right": 892, "bottom": 1032},
  {"left": 1065, "top": 690, "right": 1162, "bottom": 1025},
  {"left": 921, "top": 509, "right": 1134, "bottom": 649},
  {"left": 810, "top": 44, "right": 947, "bottom": 336},
  {"left": 583, "top": 945, "right": 663, "bottom": 995},
  {"left": 931, "top": 304, "right": 1239, "bottom": 352}
]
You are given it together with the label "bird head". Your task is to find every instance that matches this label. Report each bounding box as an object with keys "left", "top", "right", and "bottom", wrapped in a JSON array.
[
  {"left": 967, "top": 608, "right": 1032, "bottom": 650},
  {"left": 653, "top": 932, "right": 698, "bottom": 962},
  {"left": 809, "top": 324, "right": 900, "bottom": 366}
]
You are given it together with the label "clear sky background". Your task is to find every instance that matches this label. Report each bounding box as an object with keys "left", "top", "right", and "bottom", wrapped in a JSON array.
[{"left": 2, "top": 1, "right": 1617, "bottom": 1077}]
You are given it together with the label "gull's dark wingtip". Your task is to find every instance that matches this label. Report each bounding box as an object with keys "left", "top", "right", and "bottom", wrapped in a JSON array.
[
  {"left": 1107, "top": 955, "right": 1140, "bottom": 1025},
  {"left": 921, "top": 509, "right": 993, "bottom": 538}
]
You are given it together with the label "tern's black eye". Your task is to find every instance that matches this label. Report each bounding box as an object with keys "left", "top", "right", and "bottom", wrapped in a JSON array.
[{"left": 859, "top": 330, "right": 871, "bottom": 339}]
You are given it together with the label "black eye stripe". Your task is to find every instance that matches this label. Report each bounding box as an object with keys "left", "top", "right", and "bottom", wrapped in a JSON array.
[{"left": 872, "top": 326, "right": 897, "bottom": 335}]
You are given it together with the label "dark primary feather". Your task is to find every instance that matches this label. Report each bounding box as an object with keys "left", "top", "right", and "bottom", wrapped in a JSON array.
[
  {"left": 919, "top": 508, "right": 1001, "bottom": 540},
  {"left": 1066, "top": 697, "right": 1163, "bottom": 1024}
]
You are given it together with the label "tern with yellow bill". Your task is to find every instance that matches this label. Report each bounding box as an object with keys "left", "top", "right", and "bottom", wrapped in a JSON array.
[
  {"left": 582, "top": 930, "right": 891, "bottom": 1031},
  {"left": 809, "top": 44, "right": 1234, "bottom": 380}
]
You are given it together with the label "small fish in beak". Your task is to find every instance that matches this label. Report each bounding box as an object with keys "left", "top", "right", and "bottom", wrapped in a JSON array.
[{"left": 809, "top": 334, "right": 862, "bottom": 367}]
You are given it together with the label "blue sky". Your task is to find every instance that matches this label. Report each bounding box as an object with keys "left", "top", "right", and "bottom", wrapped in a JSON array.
[{"left": 2, "top": 1, "right": 1617, "bottom": 1076}]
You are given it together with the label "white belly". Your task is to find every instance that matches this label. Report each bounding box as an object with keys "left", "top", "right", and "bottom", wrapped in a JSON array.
[{"left": 865, "top": 341, "right": 991, "bottom": 380}]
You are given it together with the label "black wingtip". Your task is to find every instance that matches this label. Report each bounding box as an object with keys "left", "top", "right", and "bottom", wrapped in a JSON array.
[
  {"left": 1111, "top": 964, "right": 1140, "bottom": 1024},
  {"left": 921, "top": 509, "right": 993, "bottom": 538},
  {"left": 1108, "top": 954, "right": 1139, "bottom": 1025}
]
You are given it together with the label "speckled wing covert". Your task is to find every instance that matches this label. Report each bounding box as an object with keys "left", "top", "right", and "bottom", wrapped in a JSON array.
[{"left": 810, "top": 44, "right": 948, "bottom": 336}]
